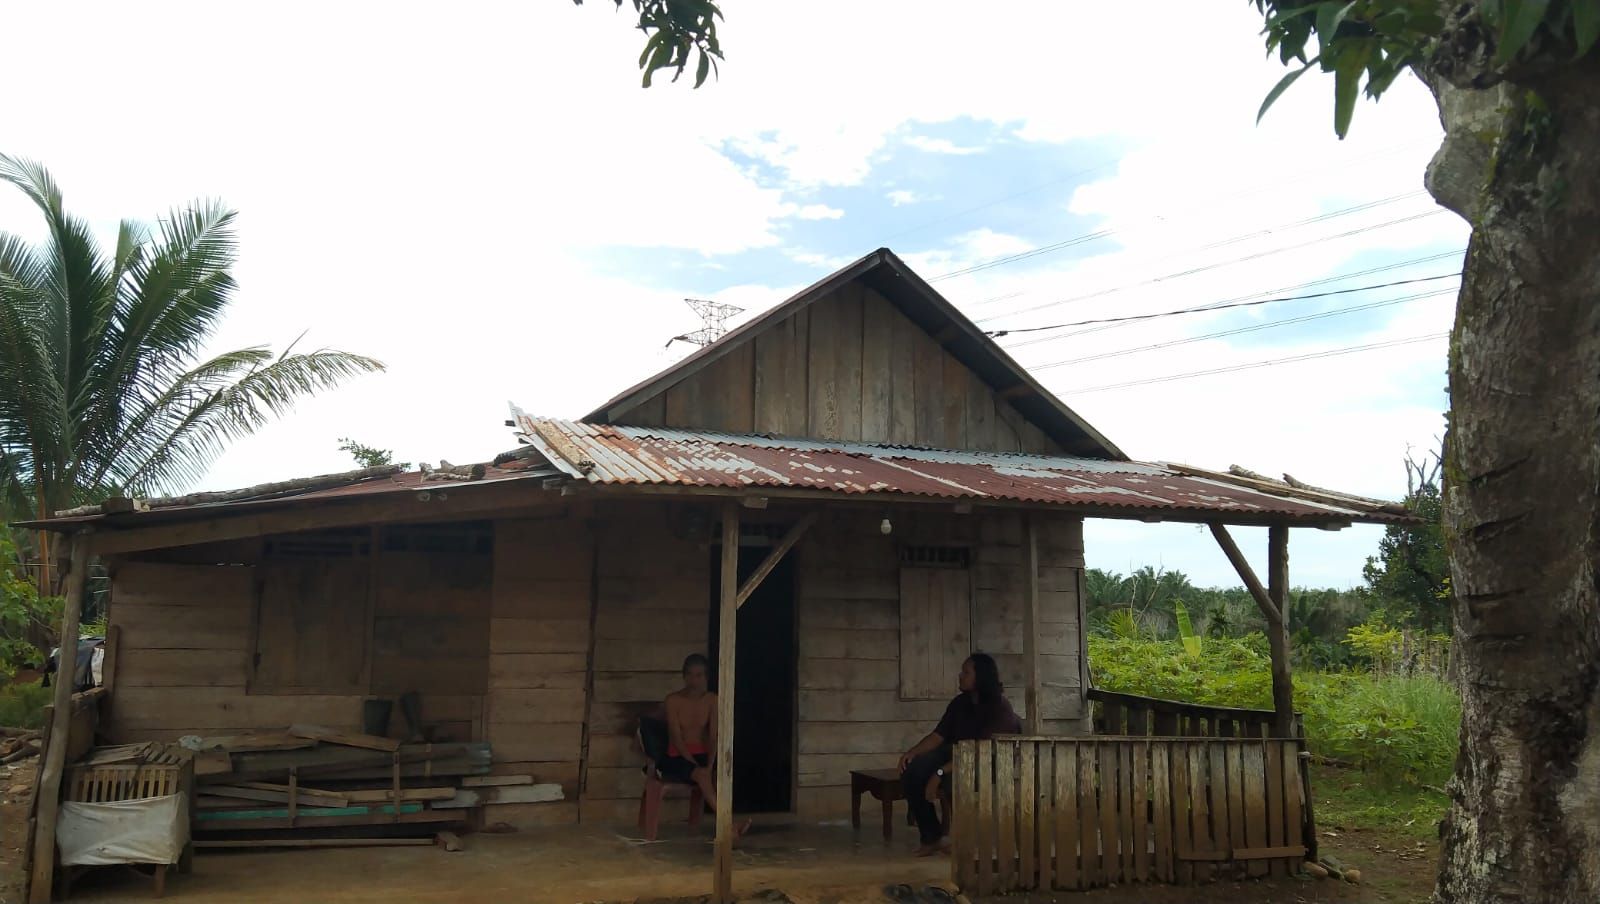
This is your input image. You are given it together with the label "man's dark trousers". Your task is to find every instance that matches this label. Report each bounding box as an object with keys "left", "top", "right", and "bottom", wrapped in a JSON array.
[{"left": 901, "top": 746, "right": 952, "bottom": 845}]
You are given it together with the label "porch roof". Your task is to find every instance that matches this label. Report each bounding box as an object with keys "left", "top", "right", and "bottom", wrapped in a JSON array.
[{"left": 513, "top": 414, "right": 1414, "bottom": 528}]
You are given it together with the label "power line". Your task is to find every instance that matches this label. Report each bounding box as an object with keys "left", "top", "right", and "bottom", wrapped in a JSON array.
[
  {"left": 1030, "top": 286, "right": 1458, "bottom": 371},
  {"left": 976, "top": 207, "right": 1450, "bottom": 325},
  {"left": 999, "top": 248, "right": 1466, "bottom": 349},
  {"left": 1063, "top": 332, "right": 1450, "bottom": 394},
  {"left": 987, "top": 273, "right": 1460, "bottom": 338},
  {"left": 934, "top": 190, "right": 1426, "bottom": 283}
]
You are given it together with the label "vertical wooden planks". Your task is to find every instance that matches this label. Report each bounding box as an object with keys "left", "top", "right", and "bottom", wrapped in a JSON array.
[
  {"left": 834, "top": 284, "right": 865, "bottom": 441},
  {"left": 1265, "top": 740, "right": 1287, "bottom": 877},
  {"left": 1226, "top": 744, "right": 1247, "bottom": 869},
  {"left": 753, "top": 309, "right": 808, "bottom": 435},
  {"left": 964, "top": 369, "right": 996, "bottom": 451},
  {"left": 1208, "top": 742, "right": 1231, "bottom": 867},
  {"left": 1120, "top": 743, "right": 1136, "bottom": 881},
  {"left": 940, "top": 351, "right": 968, "bottom": 448},
  {"left": 1098, "top": 743, "right": 1119, "bottom": 884},
  {"left": 912, "top": 328, "right": 946, "bottom": 444},
  {"left": 1019, "top": 742, "right": 1036, "bottom": 889},
  {"left": 886, "top": 296, "right": 918, "bottom": 445},
  {"left": 860, "top": 288, "right": 894, "bottom": 442},
  {"left": 953, "top": 741, "right": 977, "bottom": 890},
  {"left": 1170, "top": 741, "right": 1192, "bottom": 883},
  {"left": 1078, "top": 741, "right": 1099, "bottom": 888},
  {"left": 1132, "top": 741, "right": 1150, "bottom": 882},
  {"left": 1151, "top": 742, "right": 1172, "bottom": 883},
  {"left": 1242, "top": 742, "right": 1269, "bottom": 878},
  {"left": 1188, "top": 744, "right": 1211, "bottom": 879},
  {"left": 1023, "top": 518, "right": 1042, "bottom": 735},
  {"left": 1282, "top": 742, "right": 1306, "bottom": 870},
  {"left": 1055, "top": 743, "right": 1079, "bottom": 890},
  {"left": 808, "top": 291, "right": 842, "bottom": 439},
  {"left": 976, "top": 740, "right": 994, "bottom": 896},
  {"left": 1037, "top": 742, "right": 1054, "bottom": 892},
  {"left": 996, "top": 741, "right": 1017, "bottom": 891}
]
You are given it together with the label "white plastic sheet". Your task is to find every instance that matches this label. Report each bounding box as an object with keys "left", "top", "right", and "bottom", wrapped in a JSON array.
[{"left": 56, "top": 794, "right": 188, "bottom": 866}]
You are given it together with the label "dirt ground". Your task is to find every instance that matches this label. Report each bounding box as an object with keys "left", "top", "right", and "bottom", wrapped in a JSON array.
[
  {"left": 1, "top": 760, "right": 35, "bottom": 904},
  {"left": 0, "top": 771, "right": 1438, "bottom": 904}
]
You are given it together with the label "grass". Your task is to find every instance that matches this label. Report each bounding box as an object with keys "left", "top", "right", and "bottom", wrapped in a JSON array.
[
  {"left": 1089, "top": 633, "right": 1462, "bottom": 785},
  {"left": 0, "top": 678, "right": 50, "bottom": 729},
  {"left": 1311, "top": 762, "right": 1449, "bottom": 842}
]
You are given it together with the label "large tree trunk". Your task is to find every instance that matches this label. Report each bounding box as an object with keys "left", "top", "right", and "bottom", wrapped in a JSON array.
[{"left": 1423, "top": 45, "right": 1600, "bottom": 904}]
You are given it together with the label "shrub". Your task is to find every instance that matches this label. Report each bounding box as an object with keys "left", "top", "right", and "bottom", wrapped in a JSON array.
[
  {"left": 1089, "top": 633, "right": 1461, "bottom": 785},
  {"left": 0, "top": 678, "right": 51, "bottom": 729}
]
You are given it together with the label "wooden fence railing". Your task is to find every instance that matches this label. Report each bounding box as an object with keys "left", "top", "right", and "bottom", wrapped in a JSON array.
[
  {"left": 950, "top": 736, "right": 1308, "bottom": 895},
  {"left": 1088, "top": 688, "right": 1287, "bottom": 739}
]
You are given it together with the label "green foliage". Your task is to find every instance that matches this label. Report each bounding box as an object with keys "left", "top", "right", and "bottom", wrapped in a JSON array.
[
  {"left": 1173, "top": 600, "right": 1203, "bottom": 658},
  {"left": 0, "top": 155, "right": 384, "bottom": 520},
  {"left": 575, "top": 0, "right": 724, "bottom": 87},
  {"left": 1362, "top": 451, "right": 1452, "bottom": 632},
  {"left": 0, "top": 678, "right": 51, "bottom": 729},
  {"left": 1091, "top": 633, "right": 1461, "bottom": 784},
  {"left": 1252, "top": 0, "right": 1600, "bottom": 136},
  {"left": 338, "top": 437, "right": 408, "bottom": 470},
  {"left": 0, "top": 531, "right": 59, "bottom": 677}
]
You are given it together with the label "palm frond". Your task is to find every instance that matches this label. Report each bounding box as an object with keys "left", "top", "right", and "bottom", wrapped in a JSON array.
[
  {"left": 78, "top": 347, "right": 274, "bottom": 494},
  {"left": 118, "top": 349, "right": 384, "bottom": 495}
]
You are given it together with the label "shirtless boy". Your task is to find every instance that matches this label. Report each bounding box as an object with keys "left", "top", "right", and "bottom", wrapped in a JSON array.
[{"left": 662, "top": 653, "right": 749, "bottom": 836}]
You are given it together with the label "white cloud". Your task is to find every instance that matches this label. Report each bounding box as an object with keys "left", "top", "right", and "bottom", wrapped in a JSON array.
[
  {"left": 886, "top": 189, "right": 932, "bottom": 206},
  {"left": 784, "top": 203, "right": 845, "bottom": 221},
  {"left": 905, "top": 135, "right": 986, "bottom": 156},
  {"left": 0, "top": 0, "right": 1468, "bottom": 588}
]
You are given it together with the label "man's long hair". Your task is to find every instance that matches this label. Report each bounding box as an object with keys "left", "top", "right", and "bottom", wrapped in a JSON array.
[{"left": 968, "top": 652, "right": 1005, "bottom": 729}]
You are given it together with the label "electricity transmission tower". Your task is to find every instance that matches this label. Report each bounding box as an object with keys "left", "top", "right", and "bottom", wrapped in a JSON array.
[{"left": 670, "top": 298, "right": 744, "bottom": 347}]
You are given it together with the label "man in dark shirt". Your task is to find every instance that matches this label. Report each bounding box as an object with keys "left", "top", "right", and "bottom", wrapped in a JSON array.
[{"left": 897, "top": 653, "right": 1021, "bottom": 855}]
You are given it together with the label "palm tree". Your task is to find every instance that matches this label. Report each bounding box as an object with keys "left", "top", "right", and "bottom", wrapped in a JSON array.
[{"left": 0, "top": 154, "right": 383, "bottom": 582}]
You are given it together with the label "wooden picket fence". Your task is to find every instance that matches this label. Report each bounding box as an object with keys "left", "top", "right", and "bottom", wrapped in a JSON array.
[{"left": 950, "top": 737, "right": 1309, "bottom": 895}]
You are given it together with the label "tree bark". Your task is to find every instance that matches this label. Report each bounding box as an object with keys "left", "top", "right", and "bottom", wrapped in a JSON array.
[{"left": 1422, "top": 42, "right": 1600, "bottom": 904}]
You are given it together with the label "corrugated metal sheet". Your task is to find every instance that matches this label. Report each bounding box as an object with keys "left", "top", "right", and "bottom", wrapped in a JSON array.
[{"left": 512, "top": 413, "right": 1408, "bottom": 525}]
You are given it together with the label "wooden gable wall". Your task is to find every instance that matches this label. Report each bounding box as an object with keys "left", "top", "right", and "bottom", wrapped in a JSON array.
[{"left": 612, "top": 281, "right": 1063, "bottom": 454}]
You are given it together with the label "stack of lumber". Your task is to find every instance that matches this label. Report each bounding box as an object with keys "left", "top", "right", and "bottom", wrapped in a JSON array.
[
  {"left": 183, "top": 725, "right": 560, "bottom": 845},
  {"left": 1, "top": 727, "right": 42, "bottom": 764}
]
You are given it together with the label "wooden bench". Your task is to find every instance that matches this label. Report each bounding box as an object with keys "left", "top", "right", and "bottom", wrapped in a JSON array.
[{"left": 849, "top": 769, "right": 949, "bottom": 841}]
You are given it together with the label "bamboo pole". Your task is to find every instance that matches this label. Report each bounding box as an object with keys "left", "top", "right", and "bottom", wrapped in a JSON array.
[
  {"left": 29, "top": 531, "right": 90, "bottom": 904},
  {"left": 713, "top": 504, "right": 740, "bottom": 903}
]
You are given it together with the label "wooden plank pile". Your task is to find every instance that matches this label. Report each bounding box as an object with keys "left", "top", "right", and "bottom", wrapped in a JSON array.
[{"left": 179, "top": 725, "right": 560, "bottom": 847}]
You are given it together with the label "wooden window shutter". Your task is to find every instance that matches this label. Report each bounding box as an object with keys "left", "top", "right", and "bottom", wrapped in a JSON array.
[{"left": 899, "top": 563, "right": 972, "bottom": 700}]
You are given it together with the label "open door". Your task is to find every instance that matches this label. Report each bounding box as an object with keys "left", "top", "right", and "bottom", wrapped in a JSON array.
[{"left": 707, "top": 544, "right": 797, "bottom": 814}]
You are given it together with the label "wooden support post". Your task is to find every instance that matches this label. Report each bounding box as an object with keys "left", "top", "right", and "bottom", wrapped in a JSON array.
[
  {"left": 1266, "top": 526, "right": 1294, "bottom": 739},
  {"left": 1208, "top": 524, "right": 1296, "bottom": 739},
  {"left": 735, "top": 512, "right": 816, "bottom": 608},
  {"left": 1023, "top": 516, "right": 1042, "bottom": 735},
  {"left": 713, "top": 504, "right": 740, "bottom": 903},
  {"left": 29, "top": 531, "right": 90, "bottom": 904}
]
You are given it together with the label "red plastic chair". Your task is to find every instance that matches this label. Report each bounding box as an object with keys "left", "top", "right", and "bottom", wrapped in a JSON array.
[{"left": 635, "top": 717, "right": 705, "bottom": 841}]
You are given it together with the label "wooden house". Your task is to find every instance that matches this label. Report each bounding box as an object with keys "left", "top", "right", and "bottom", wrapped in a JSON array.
[{"left": 26, "top": 249, "right": 1412, "bottom": 900}]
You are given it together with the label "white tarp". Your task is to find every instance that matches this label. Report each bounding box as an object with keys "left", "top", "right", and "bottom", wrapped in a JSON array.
[{"left": 56, "top": 794, "right": 188, "bottom": 866}]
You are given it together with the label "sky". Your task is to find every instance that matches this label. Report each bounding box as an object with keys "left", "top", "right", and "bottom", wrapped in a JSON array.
[{"left": 0, "top": 1, "right": 1466, "bottom": 589}]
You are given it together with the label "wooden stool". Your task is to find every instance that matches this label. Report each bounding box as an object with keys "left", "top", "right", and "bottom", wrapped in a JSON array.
[
  {"left": 637, "top": 773, "right": 705, "bottom": 842},
  {"left": 850, "top": 769, "right": 951, "bottom": 841}
]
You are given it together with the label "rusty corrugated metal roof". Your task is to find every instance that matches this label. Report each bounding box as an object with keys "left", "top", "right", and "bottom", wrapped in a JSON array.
[{"left": 512, "top": 412, "right": 1411, "bottom": 526}]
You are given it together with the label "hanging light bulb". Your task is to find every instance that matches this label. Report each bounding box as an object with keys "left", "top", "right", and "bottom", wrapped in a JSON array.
[{"left": 880, "top": 516, "right": 893, "bottom": 535}]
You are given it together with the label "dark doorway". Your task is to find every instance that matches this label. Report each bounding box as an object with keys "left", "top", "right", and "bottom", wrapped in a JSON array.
[{"left": 707, "top": 542, "right": 797, "bottom": 814}]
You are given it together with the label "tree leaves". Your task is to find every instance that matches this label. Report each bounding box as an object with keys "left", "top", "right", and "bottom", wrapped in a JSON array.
[
  {"left": 0, "top": 156, "right": 384, "bottom": 517},
  {"left": 1332, "top": 47, "right": 1367, "bottom": 138},
  {"left": 1258, "top": 58, "right": 1318, "bottom": 123},
  {"left": 579, "top": 0, "right": 724, "bottom": 89},
  {"left": 1575, "top": 0, "right": 1600, "bottom": 57},
  {"left": 1494, "top": 0, "right": 1553, "bottom": 63}
]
